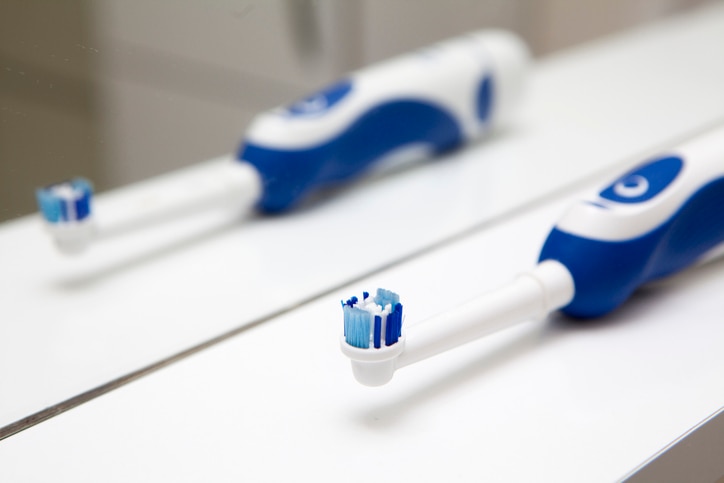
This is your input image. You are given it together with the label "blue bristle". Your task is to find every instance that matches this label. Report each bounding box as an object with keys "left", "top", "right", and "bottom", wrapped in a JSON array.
[
  {"left": 343, "top": 305, "right": 371, "bottom": 349},
  {"left": 343, "top": 305, "right": 352, "bottom": 343},
  {"left": 363, "top": 291, "right": 369, "bottom": 300},
  {"left": 72, "top": 178, "right": 93, "bottom": 221},
  {"left": 374, "top": 288, "right": 400, "bottom": 309},
  {"left": 373, "top": 315, "right": 382, "bottom": 349},
  {"left": 385, "top": 303, "right": 403, "bottom": 346},
  {"left": 396, "top": 303, "right": 403, "bottom": 337},
  {"left": 36, "top": 188, "right": 63, "bottom": 223}
]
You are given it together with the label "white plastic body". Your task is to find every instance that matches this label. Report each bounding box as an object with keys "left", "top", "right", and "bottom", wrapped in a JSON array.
[
  {"left": 244, "top": 30, "right": 529, "bottom": 149},
  {"left": 44, "top": 160, "right": 262, "bottom": 254},
  {"left": 43, "top": 219, "right": 96, "bottom": 255},
  {"left": 556, "top": 125, "right": 724, "bottom": 241},
  {"left": 341, "top": 260, "right": 574, "bottom": 386}
]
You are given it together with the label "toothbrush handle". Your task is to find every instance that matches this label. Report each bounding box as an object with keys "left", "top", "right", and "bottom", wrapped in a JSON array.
[
  {"left": 539, "top": 126, "right": 724, "bottom": 318},
  {"left": 238, "top": 30, "right": 529, "bottom": 212}
]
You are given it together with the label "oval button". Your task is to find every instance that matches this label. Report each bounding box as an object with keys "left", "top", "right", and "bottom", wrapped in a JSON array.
[
  {"left": 600, "top": 155, "right": 683, "bottom": 204},
  {"left": 286, "top": 79, "right": 353, "bottom": 117},
  {"left": 613, "top": 174, "right": 649, "bottom": 198}
]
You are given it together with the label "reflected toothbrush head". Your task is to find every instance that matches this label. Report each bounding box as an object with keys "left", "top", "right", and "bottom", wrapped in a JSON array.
[
  {"left": 340, "top": 289, "right": 405, "bottom": 386},
  {"left": 36, "top": 178, "right": 95, "bottom": 255}
]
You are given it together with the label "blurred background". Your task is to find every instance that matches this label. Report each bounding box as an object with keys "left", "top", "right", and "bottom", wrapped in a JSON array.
[{"left": 0, "top": 0, "right": 712, "bottom": 222}]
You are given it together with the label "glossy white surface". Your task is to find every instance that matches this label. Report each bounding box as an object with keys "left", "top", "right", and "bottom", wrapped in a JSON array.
[
  {"left": 2, "top": 3, "right": 724, "bottom": 459},
  {"left": 2, "top": 181, "right": 723, "bottom": 482}
]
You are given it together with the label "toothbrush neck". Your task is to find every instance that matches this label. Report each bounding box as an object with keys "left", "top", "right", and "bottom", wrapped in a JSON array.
[{"left": 396, "top": 260, "right": 574, "bottom": 369}]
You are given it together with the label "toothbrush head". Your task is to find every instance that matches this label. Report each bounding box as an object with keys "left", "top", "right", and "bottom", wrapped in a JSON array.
[
  {"left": 36, "top": 178, "right": 95, "bottom": 254},
  {"left": 340, "top": 289, "right": 405, "bottom": 386}
]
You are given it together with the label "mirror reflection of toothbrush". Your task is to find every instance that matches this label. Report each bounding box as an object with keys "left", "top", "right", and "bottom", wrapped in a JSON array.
[
  {"left": 36, "top": 30, "right": 529, "bottom": 255},
  {"left": 341, "top": 126, "right": 724, "bottom": 386}
]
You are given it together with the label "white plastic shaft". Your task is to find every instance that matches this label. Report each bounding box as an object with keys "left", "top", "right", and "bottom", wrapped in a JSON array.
[
  {"left": 397, "top": 260, "right": 574, "bottom": 368},
  {"left": 95, "top": 160, "right": 262, "bottom": 237},
  {"left": 344, "top": 260, "right": 575, "bottom": 386},
  {"left": 50, "top": 160, "right": 262, "bottom": 254}
]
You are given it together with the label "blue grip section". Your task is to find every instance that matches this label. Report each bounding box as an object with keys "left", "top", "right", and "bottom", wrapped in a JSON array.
[
  {"left": 239, "top": 99, "right": 466, "bottom": 213},
  {"left": 539, "top": 177, "right": 724, "bottom": 318}
]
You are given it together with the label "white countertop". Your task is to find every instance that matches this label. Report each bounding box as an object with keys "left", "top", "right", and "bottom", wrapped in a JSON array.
[
  {"left": 2, "top": 3, "right": 724, "bottom": 481},
  {"left": 2, "top": 181, "right": 724, "bottom": 482}
]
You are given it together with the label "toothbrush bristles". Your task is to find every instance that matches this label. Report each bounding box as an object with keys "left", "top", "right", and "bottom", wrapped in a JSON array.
[
  {"left": 342, "top": 288, "right": 404, "bottom": 349},
  {"left": 36, "top": 178, "right": 93, "bottom": 224}
]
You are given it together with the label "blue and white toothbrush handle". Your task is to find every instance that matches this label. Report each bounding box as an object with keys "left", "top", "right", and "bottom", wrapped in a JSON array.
[
  {"left": 540, "top": 124, "right": 724, "bottom": 317},
  {"left": 37, "top": 30, "right": 528, "bottom": 254},
  {"left": 342, "top": 125, "right": 724, "bottom": 386},
  {"left": 240, "top": 29, "right": 528, "bottom": 212}
]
